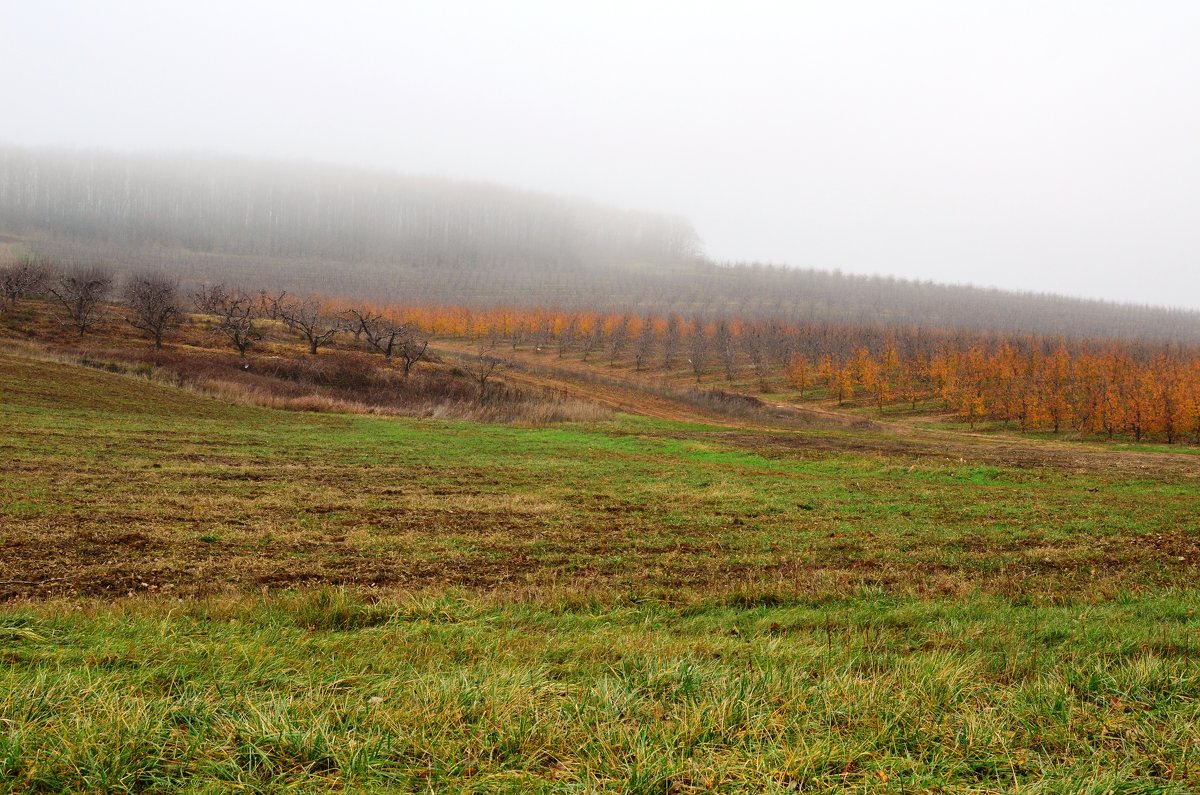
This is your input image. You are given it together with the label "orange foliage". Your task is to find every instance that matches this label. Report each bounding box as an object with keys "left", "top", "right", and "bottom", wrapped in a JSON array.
[{"left": 316, "top": 297, "right": 1200, "bottom": 444}]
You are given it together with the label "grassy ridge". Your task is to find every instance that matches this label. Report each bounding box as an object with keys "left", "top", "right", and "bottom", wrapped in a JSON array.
[{"left": 2, "top": 350, "right": 1199, "bottom": 791}]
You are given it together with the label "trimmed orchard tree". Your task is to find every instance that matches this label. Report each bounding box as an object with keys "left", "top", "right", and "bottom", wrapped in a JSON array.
[
  {"left": 214, "top": 293, "right": 263, "bottom": 357},
  {"left": 279, "top": 296, "right": 343, "bottom": 355},
  {"left": 189, "top": 282, "right": 229, "bottom": 314},
  {"left": 49, "top": 266, "right": 114, "bottom": 336},
  {"left": 124, "top": 272, "right": 182, "bottom": 348},
  {"left": 468, "top": 344, "right": 505, "bottom": 399},
  {"left": 0, "top": 256, "right": 51, "bottom": 311}
]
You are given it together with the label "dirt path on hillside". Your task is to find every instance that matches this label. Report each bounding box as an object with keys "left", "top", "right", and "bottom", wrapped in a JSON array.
[
  {"left": 432, "top": 341, "right": 867, "bottom": 430},
  {"left": 432, "top": 341, "right": 713, "bottom": 423}
]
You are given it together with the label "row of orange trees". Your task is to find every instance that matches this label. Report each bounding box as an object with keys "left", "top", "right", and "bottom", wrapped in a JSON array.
[
  {"left": 928, "top": 345, "right": 1200, "bottom": 442},
  {"left": 10, "top": 269, "right": 1195, "bottom": 442},
  {"left": 325, "top": 300, "right": 1200, "bottom": 443},
  {"left": 793, "top": 342, "right": 1200, "bottom": 442}
]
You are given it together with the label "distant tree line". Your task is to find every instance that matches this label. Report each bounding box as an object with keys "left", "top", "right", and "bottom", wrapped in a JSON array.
[
  {"left": 4, "top": 258, "right": 1200, "bottom": 442},
  {"left": 20, "top": 240, "right": 1200, "bottom": 348},
  {"left": 0, "top": 146, "right": 699, "bottom": 270},
  {"left": 3, "top": 146, "right": 1200, "bottom": 344}
]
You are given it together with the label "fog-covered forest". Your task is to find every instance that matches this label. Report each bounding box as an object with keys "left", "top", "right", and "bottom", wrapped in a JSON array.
[
  {"left": 3, "top": 146, "right": 1199, "bottom": 342},
  {"left": 0, "top": 147, "right": 699, "bottom": 267}
]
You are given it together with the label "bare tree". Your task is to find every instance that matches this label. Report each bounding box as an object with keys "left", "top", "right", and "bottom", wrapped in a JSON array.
[
  {"left": 396, "top": 330, "right": 430, "bottom": 377},
  {"left": 346, "top": 308, "right": 389, "bottom": 352},
  {"left": 742, "top": 325, "right": 773, "bottom": 391},
  {"left": 345, "top": 308, "right": 368, "bottom": 344},
  {"left": 0, "top": 256, "right": 51, "bottom": 311},
  {"left": 689, "top": 316, "right": 709, "bottom": 383},
  {"left": 278, "top": 296, "right": 343, "bottom": 355},
  {"left": 190, "top": 282, "right": 229, "bottom": 314},
  {"left": 123, "top": 272, "right": 181, "bottom": 348},
  {"left": 256, "top": 289, "right": 289, "bottom": 321},
  {"left": 633, "top": 316, "right": 655, "bottom": 372},
  {"left": 580, "top": 322, "right": 604, "bottom": 362},
  {"left": 346, "top": 307, "right": 431, "bottom": 376},
  {"left": 661, "top": 314, "right": 681, "bottom": 371},
  {"left": 715, "top": 320, "right": 737, "bottom": 381},
  {"left": 607, "top": 315, "right": 630, "bottom": 365},
  {"left": 509, "top": 316, "right": 528, "bottom": 351},
  {"left": 557, "top": 316, "right": 577, "bottom": 358},
  {"left": 532, "top": 316, "right": 553, "bottom": 351},
  {"left": 49, "top": 266, "right": 114, "bottom": 336},
  {"left": 467, "top": 344, "right": 505, "bottom": 399},
  {"left": 213, "top": 293, "right": 262, "bottom": 357}
]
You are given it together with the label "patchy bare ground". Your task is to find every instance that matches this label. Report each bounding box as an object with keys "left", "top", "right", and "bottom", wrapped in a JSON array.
[
  {"left": 3, "top": 346, "right": 1198, "bottom": 603},
  {"left": 702, "top": 427, "right": 1200, "bottom": 477}
]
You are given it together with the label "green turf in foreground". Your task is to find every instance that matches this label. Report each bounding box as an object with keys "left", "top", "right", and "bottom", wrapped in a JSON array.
[
  {"left": 3, "top": 352, "right": 1200, "bottom": 792},
  {"left": 2, "top": 589, "right": 1198, "bottom": 793}
]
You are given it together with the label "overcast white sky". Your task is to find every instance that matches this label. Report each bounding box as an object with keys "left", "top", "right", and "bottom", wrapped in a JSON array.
[{"left": 4, "top": 1, "right": 1199, "bottom": 308}]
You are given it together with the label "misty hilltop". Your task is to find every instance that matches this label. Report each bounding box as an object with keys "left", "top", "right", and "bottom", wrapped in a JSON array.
[
  {"left": 2, "top": 145, "right": 1199, "bottom": 343},
  {"left": 0, "top": 147, "right": 700, "bottom": 270}
]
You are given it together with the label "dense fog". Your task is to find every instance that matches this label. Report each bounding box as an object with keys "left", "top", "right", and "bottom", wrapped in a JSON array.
[
  {"left": 0, "top": 148, "right": 698, "bottom": 269},
  {"left": 3, "top": 147, "right": 1199, "bottom": 343},
  {"left": 5, "top": 2, "right": 1200, "bottom": 308}
]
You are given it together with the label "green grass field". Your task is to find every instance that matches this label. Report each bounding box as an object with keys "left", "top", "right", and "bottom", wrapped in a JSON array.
[{"left": 2, "top": 350, "right": 1199, "bottom": 792}]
